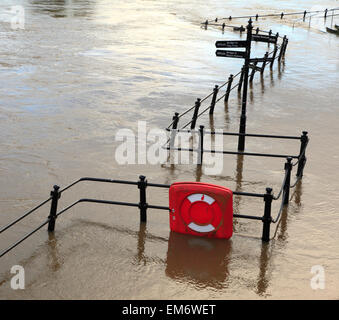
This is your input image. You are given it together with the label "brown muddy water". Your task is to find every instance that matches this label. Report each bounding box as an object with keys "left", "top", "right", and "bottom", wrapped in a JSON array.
[{"left": 0, "top": 0, "right": 338, "bottom": 299}]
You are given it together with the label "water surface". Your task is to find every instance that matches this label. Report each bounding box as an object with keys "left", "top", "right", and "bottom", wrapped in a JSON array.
[{"left": 0, "top": 0, "right": 338, "bottom": 299}]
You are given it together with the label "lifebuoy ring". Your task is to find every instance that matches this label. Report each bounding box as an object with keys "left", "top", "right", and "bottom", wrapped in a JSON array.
[
  {"left": 169, "top": 182, "right": 233, "bottom": 239},
  {"left": 180, "top": 193, "right": 223, "bottom": 233}
]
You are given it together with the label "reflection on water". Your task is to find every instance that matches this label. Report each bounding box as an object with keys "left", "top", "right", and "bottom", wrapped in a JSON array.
[
  {"left": 277, "top": 59, "right": 285, "bottom": 80},
  {"left": 195, "top": 164, "right": 202, "bottom": 182},
  {"left": 270, "top": 69, "right": 274, "bottom": 87},
  {"left": 136, "top": 222, "right": 147, "bottom": 265},
  {"left": 233, "top": 154, "right": 244, "bottom": 215},
  {"left": 165, "top": 232, "right": 231, "bottom": 289},
  {"left": 260, "top": 73, "right": 265, "bottom": 94},
  {"left": 47, "top": 232, "right": 62, "bottom": 272},
  {"left": 137, "top": 224, "right": 276, "bottom": 295},
  {"left": 256, "top": 242, "right": 271, "bottom": 296}
]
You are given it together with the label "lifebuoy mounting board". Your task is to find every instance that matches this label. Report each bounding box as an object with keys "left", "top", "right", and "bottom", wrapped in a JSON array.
[{"left": 169, "top": 182, "right": 233, "bottom": 239}]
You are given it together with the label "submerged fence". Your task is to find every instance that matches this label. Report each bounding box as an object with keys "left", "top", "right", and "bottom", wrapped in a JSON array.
[
  {"left": 202, "top": 7, "right": 339, "bottom": 25},
  {"left": 0, "top": 150, "right": 307, "bottom": 259},
  {"left": 166, "top": 29, "right": 287, "bottom": 133}
]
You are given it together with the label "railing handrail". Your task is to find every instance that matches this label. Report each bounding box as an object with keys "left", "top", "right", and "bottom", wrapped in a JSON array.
[
  {"left": 0, "top": 197, "right": 52, "bottom": 234},
  {"left": 166, "top": 127, "right": 301, "bottom": 140},
  {"left": 202, "top": 7, "right": 339, "bottom": 24}
]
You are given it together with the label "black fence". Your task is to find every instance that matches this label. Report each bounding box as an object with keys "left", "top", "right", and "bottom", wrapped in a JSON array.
[
  {"left": 166, "top": 28, "right": 287, "bottom": 136},
  {"left": 0, "top": 144, "right": 308, "bottom": 260},
  {"left": 166, "top": 128, "right": 308, "bottom": 165},
  {"left": 202, "top": 7, "right": 339, "bottom": 25}
]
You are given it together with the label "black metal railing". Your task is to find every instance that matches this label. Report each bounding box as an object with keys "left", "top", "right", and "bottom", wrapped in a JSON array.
[
  {"left": 165, "top": 127, "right": 308, "bottom": 173},
  {"left": 202, "top": 7, "right": 339, "bottom": 25},
  {"left": 166, "top": 31, "right": 286, "bottom": 132},
  {"left": 0, "top": 153, "right": 307, "bottom": 258}
]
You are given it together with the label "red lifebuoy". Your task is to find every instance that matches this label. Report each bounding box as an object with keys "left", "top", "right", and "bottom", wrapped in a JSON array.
[{"left": 169, "top": 182, "right": 233, "bottom": 239}]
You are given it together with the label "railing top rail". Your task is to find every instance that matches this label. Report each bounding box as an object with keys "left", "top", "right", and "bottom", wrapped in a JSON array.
[
  {"left": 0, "top": 197, "right": 52, "bottom": 234},
  {"left": 166, "top": 128, "right": 302, "bottom": 140},
  {"left": 202, "top": 7, "right": 339, "bottom": 23},
  {"left": 166, "top": 146, "right": 299, "bottom": 159}
]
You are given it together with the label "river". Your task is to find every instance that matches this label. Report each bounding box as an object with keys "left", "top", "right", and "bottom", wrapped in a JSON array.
[{"left": 0, "top": 0, "right": 338, "bottom": 299}]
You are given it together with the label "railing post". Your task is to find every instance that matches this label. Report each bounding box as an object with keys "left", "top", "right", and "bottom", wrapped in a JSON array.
[
  {"left": 280, "top": 12, "right": 284, "bottom": 19},
  {"left": 138, "top": 175, "right": 148, "bottom": 223},
  {"left": 255, "top": 14, "right": 258, "bottom": 21},
  {"left": 48, "top": 185, "right": 60, "bottom": 232},
  {"left": 190, "top": 98, "right": 201, "bottom": 129},
  {"left": 283, "top": 157, "right": 292, "bottom": 205},
  {"left": 198, "top": 125, "right": 204, "bottom": 165},
  {"left": 270, "top": 34, "right": 279, "bottom": 68},
  {"left": 261, "top": 52, "right": 269, "bottom": 73},
  {"left": 209, "top": 85, "right": 219, "bottom": 115},
  {"left": 262, "top": 187, "right": 273, "bottom": 242},
  {"left": 222, "top": 23, "right": 225, "bottom": 31},
  {"left": 237, "top": 66, "right": 245, "bottom": 92},
  {"left": 303, "top": 10, "right": 307, "bottom": 21},
  {"left": 249, "top": 62, "right": 257, "bottom": 82},
  {"left": 224, "top": 75, "right": 234, "bottom": 103},
  {"left": 256, "top": 27, "right": 259, "bottom": 34},
  {"left": 324, "top": 9, "right": 328, "bottom": 19},
  {"left": 282, "top": 38, "right": 288, "bottom": 57},
  {"left": 172, "top": 112, "right": 179, "bottom": 130},
  {"left": 170, "top": 112, "right": 179, "bottom": 148},
  {"left": 278, "top": 36, "right": 286, "bottom": 62},
  {"left": 297, "top": 131, "right": 309, "bottom": 178}
]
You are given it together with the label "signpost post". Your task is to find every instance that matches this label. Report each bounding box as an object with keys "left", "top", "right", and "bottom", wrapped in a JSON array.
[
  {"left": 237, "top": 19, "right": 252, "bottom": 151},
  {"left": 215, "top": 19, "right": 253, "bottom": 151}
]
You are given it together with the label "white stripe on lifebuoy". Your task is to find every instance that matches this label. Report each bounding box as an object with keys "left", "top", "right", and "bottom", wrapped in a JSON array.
[
  {"left": 187, "top": 194, "right": 215, "bottom": 205},
  {"left": 187, "top": 222, "right": 215, "bottom": 233}
]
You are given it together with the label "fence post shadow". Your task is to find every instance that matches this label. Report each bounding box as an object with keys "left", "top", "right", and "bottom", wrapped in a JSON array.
[
  {"left": 136, "top": 222, "right": 147, "bottom": 265},
  {"left": 256, "top": 241, "right": 271, "bottom": 296}
]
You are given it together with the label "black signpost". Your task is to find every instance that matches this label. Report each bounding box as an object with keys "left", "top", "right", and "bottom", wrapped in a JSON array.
[
  {"left": 216, "top": 50, "right": 246, "bottom": 59},
  {"left": 215, "top": 19, "right": 284, "bottom": 151},
  {"left": 252, "top": 34, "right": 278, "bottom": 44},
  {"left": 215, "top": 40, "right": 248, "bottom": 48},
  {"left": 215, "top": 19, "right": 253, "bottom": 151}
]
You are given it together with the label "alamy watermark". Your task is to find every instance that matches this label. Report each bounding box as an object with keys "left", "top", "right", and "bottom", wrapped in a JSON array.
[
  {"left": 310, "top": 265, "right": 325, "bottom": 290},
  {"left": 1, "top": 5, "right": 25, "bottom": 30},
  {"left": 10, "top": 5, "right": 25, "bottom": 30},
  {"left": 10, "top": 265, "right": 25, "bottom": 290},
  {"left": 114, "top": 121, "right": 224, "bottom": 175}
]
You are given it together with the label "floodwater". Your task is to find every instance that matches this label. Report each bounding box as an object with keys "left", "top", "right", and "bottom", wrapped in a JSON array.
[{"left": 0, "top": 0, "right": 338, "bottom": 299}]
